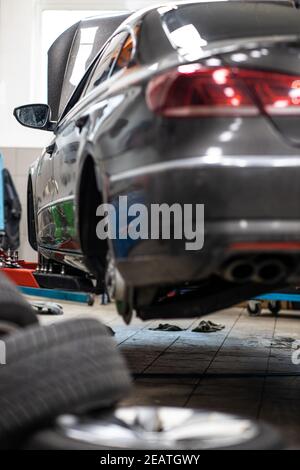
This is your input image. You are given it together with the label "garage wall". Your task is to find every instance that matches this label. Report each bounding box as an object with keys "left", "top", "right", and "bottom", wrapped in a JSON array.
[
  {"left": 0, "top": 0, "right": 51, "bottom": 149},
  {"left": 0, "top": 147, "right": 42, "bottom": 261}
]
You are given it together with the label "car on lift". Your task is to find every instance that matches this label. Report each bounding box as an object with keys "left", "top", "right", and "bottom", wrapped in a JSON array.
[{"left": 14, "top": 1, "right": 300, "bottom": 323}]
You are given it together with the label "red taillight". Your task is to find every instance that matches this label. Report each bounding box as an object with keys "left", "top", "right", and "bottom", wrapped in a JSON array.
[
  {"left": 241, "top": 69, "right": 300, "bottom": 116},
  {"left": 229, "top": 242, "right": 300, "bottom": 252},
  {"left": 146, "top": 64, "right": 300, "bottom": 117}
]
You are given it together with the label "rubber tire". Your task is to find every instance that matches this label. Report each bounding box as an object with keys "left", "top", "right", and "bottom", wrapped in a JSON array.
[
  {"left": 291, "top": 301, "right": 300, "bottom": 311},
  {"left": 0, "top": 321, "right": 21, "bottom": 337},
  {"left": 0, "top": 318, "right": 132, "bottom": 449},
  {"left": 247, "top": 302, "right": 262, "bottom": 316},
  {"left": 25, "top": 420, "right": 283, "bottom": 450},
  {"left": 268, "top": 301, "right": 281, "bottom": 316},
  {"left": 0, "top": 273, "right": 37, "bottom": 327}
]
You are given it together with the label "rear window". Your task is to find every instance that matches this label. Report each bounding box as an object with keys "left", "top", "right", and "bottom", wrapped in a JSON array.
[
  {"left": 83, "top": 32, "right": 129, "bottom": 96},
  {"left": 58, "top": 14, "right": 130, "bottom": 117},
  {"left": 161, "top": 2, "right": 300, "bottom": 54}
]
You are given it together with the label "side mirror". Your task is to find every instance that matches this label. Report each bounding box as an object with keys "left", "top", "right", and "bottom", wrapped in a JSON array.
[{"left": 13, "top": 104, "right": 56, "bottom": 131}]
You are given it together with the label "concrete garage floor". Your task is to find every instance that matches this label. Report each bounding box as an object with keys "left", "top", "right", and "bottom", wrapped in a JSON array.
[{"left": 32, "top": 297, "right": 300, "bottom": 449}]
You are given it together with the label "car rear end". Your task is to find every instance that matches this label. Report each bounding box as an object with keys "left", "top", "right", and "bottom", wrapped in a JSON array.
[{"left": 113, "top": 1, "right": 300, "bottom": 287}]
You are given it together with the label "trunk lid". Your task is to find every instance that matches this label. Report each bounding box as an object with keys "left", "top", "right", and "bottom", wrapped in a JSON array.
[{"left": 221, "top": 42, "right": 300, "bottom": 146}]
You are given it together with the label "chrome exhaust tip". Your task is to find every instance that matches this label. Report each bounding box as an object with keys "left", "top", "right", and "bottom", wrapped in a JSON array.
[
  {"left": 255, "top": 259, "right": 287, "bottom": 285},
  {"left": 223, "top": 260, "right": 255, "bottom": 283}
]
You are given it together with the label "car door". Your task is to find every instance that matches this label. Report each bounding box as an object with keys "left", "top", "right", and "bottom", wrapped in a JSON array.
[
  {"left": 49, "top": 31, "right": 130, "bottom": 254},
  {"left": 35, "top": 146, "right": 56, "bottom": 248}
]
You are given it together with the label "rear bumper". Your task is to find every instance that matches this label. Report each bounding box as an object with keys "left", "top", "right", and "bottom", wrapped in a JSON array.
[
  {"left": 117, "top": 220, "right": 300, "bottom": 286},
  {"left": 109, "top": 156, "right": 300, "bottom": 286},
  {"left": 110, "top": 155, "right": 300, "bottom": 220}
]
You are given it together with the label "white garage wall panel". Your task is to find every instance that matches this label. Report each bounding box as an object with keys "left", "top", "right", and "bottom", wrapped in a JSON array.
[{"left": 0, "top": 0, "right": 48, "bottom": 148}]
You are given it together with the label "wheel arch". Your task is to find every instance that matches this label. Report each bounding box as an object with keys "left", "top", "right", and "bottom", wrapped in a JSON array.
[
  {"left": 76, "top": 148, "right": 108, "bottom": 280},
  {"left": 27, "top": 174, "right": 38, "bottom": 251}
]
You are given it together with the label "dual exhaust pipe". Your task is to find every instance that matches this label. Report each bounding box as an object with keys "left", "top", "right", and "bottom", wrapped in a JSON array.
[{"left": 223, "top": 258, "right": 288, "bottom": 284}]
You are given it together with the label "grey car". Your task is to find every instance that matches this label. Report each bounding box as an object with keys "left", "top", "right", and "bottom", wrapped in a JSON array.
[{"left": 14, "top": 1, "right": 300, "bottom": 322}]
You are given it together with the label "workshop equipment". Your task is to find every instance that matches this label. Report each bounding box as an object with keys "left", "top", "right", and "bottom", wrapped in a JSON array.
[
  {"left": 0, "top": 250, "right": 95, "bottom": 305},
  {"left": 0, "top": 154, "right": 22, "bottom": 252},
  {"left": 248, "top": 288, "right": 300, "bottom": 315},
  {"left": 19, "top": 286, "right": 95, "bottom": 305}
]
